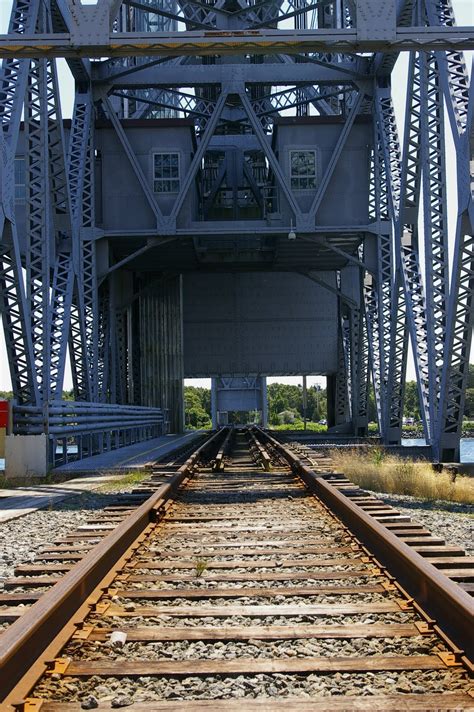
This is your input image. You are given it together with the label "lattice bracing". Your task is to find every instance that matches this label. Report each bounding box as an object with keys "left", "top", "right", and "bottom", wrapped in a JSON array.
[
  {"left": 49, "top": 251, "right": 75, "bottom": 399},
  {"left": 368, "top": 117, "right": 393, "bottom": 437},
  {"left": 386, "top": 271, "right": 409, "bottom": 443},
  {"left": 25, "top": 54, "right": 51, "bottom": 399},
  {"left": 0, "top": 230, "right": 37, "bottom": 405},
  {"left": 67, "top": 92, "right": 98, "bottom": 401},
  {"left": 375, "top": 90, "right": 402, "bottom": 221},
  {"left": 425, "top": 0, "right": 470, "bottom": 139},
  {"left": 421, "top": 50, "right": 449, "bottom": 435},
  {"left": 363, "top": 273, "right": 383, "bottom": 427},
  {"left": 356, "top": 304, "right": 370, "bottom": 428},
  {"left": 437, "top": 227, "right": 473, "bottom": 456}
]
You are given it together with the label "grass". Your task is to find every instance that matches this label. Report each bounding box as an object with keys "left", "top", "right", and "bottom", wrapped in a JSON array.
[
  {"left": 329, "top": 447, "right": 474, "bottom": 504},
  {"left": 195, "top": 558, "right": 208, "bottom": 578},
  {"left": 97, "top": 469, "right": 149, "bottom": 491}
]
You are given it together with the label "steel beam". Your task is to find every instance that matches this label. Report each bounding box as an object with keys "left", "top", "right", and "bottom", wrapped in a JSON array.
[
  {"left": 97, "top": 63, "right": 362, "bottom": 88},
  {"left": 0, "top": 27, "right": 473, "bottom": 58}
]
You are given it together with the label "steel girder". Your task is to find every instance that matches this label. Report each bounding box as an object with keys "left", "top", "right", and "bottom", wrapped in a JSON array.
[
  {"left": 0, "top": 26, "right": 473, "bottom": 58},
  {"left": 0, "top": 0, "right": 40, "bottom": 406},
  {"left": 335, "top": 298, "right": 351, "bottom": 425},
  {"left": 67, "top": 91, "right": 99, "bottom": 401},
  {"left": 426, "top": 0, "right": 473, "bottom": 461},
  {"left": 350, "top": 288, "right": 369, "bottom": 435},
  {"left": 372, "top": 0, "right": 472, "bottom": 459},
  {"left": 363, "top": 118, "right": 393, "bottom": 438}
]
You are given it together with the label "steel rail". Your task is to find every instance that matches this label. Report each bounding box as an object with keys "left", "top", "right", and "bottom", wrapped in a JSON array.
[
  {"left": 253, "top": 427, "right": 474, "bottom": 664},
  {"left": 212, "top": 427, "right": 234, "bottom": 472},
  {"left": 248, "top": 428, "right": 272, "bottom": 471},
  {"left": 0, "top": 427, "right": 228, "bottom": 704}
]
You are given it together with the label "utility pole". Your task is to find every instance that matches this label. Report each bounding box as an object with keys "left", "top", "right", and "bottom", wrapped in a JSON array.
[{"left": 302, "top": 376, "right": 307, "bottom": 431}]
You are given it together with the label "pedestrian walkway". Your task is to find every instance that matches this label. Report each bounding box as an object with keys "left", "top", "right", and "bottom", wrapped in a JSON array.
[{"left": 52, "top": 430, "right": 203, "bottom": 474}]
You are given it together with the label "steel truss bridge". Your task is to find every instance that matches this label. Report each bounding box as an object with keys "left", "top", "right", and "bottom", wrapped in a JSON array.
[{"left": 0, "top": 0, "right": 473, "bottom": 471}]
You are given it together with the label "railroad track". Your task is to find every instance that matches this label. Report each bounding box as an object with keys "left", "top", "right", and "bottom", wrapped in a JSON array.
[
  {"left": 0, "top": 435, "right": 207, "bottom": 629},
  {"left": 0, "top": 428, "right": 473, "bottom": 710},
  {"left": 276, "top": 436, "right": 474, "bottom": 593}
]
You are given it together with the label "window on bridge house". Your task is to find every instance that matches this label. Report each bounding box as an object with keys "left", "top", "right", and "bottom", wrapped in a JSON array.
[
  {"left": 153, "top": 152, "right": 180, "bottom": 194},
  {"left": 290, "top": 150, "right": 317, "bottom": 190},
  {"left": 14, "top": 157, "right": 26, "bottom": 202}
]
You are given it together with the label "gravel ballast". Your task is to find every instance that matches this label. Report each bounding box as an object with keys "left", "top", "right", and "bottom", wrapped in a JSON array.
[{"left": 367, "top": 491, "right": 473, "bottom": 554}]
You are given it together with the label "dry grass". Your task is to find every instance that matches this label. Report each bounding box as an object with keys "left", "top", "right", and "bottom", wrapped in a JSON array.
[{"left": 329, "top": 447, "right": 474, "bottom": 504}]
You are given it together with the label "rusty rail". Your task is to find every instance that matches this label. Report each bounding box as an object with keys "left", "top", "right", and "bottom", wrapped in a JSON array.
[
  {"left": 248, "top": 428, "right": 272, "bottom": 471},
  {"left": 212, "top": 427, "right": 234, "bottom": 471},
  {"left": 253, "top": 427, "right": 474, "bottom": 664},
  {"left": 0, "top": 428, "right": 227, "bottom": 703}
]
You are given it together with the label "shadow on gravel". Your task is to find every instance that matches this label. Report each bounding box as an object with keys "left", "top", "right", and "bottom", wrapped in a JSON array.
[
  {"left": 375, "top": 493, "right": 473, "bottom": 515},
  {"left": 48, "top": 491, "right": 126, "bottom": 513}
]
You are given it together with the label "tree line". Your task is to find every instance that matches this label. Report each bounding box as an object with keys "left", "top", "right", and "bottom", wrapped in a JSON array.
[
  {"left": 183, "top": 364, "right": 474, "bottom": 429},
  {"left": 0, "top": 363, "right": 472, "bottom": 429}
]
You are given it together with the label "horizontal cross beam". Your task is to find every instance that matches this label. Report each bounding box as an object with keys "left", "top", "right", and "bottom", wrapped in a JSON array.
[
  {"left": 96, "top": 62, "right": 360, "bottom": 87},
  {"left": 1, "top": 27, "right": 473, "bottom": 58}
]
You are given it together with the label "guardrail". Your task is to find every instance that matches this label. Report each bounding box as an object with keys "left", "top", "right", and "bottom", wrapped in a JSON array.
[{"left": 12, "top": 401, "right": 169, "bottom": 467}]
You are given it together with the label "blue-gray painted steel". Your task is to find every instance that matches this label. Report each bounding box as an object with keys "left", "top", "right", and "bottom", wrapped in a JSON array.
[{"left": 0, "top": 0, "right": 472, "bottom": 464}]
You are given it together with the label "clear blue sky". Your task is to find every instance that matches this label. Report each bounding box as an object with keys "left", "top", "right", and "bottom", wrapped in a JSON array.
[{"left": 0, "top": 1, "right": 472, "bottom": 391}]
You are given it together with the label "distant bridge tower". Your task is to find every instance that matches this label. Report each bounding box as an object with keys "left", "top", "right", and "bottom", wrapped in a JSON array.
[{"left": 0, "top": 0, "right": 472, "bottom": 473}]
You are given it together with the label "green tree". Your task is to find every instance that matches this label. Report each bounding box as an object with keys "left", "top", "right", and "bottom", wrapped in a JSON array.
[
  {"left": 184, "top": 386, "right": 212, "bottom": 429},
  {"left": 464, "top": 389, "right": 474, "bottom": 419},
  {"left": 468, "top": 364, "right": 474, "bottom": 389},
  {"left": 404, "top": 381, "right": 420, "bottom": 419}
]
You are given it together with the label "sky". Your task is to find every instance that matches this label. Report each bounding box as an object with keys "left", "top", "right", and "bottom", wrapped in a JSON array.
[{"left": 0, "top": 0, "right": 472, "bottom": 392}]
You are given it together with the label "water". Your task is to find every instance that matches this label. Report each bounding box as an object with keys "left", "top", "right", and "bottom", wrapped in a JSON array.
[{"left": 402, "top": 438, "right": 474, "bottom": 463}]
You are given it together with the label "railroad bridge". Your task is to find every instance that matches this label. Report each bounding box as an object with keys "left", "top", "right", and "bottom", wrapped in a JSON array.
[{"left": 0, "top": 0, "right": 473, "bottom": 474}]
